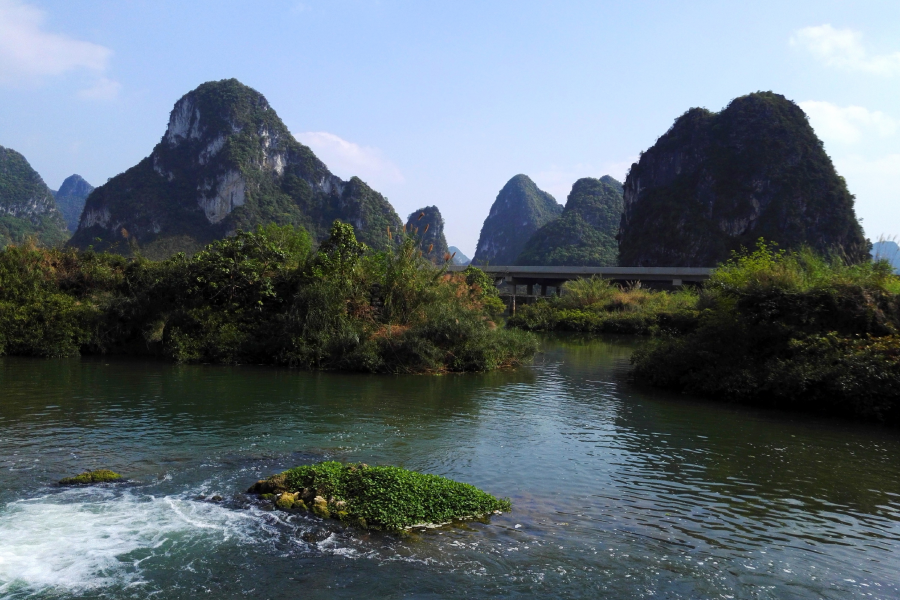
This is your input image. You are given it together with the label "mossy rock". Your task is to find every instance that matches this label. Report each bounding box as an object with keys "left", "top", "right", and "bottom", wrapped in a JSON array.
[
  {"left": 248, "top": 461, "right": 510, "bottom": 532},
  {"left": 59, "top": 469, "right": 123, "bottom": 485}
]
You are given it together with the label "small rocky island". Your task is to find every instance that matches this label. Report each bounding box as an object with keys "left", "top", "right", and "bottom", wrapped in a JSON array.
[
  {"left": 59, "top": 469, "right": 123, "bottom": 485},
  {"left": 248, "top": 461, "right": 510, "bottom": 531}
]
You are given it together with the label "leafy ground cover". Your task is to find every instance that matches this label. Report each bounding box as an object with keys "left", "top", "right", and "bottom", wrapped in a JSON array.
[
  {"left": 0, "top": 221, "right": 536, "bottom": 373},
  {"left": 248, "top": 461, "right": 510, "bottom": 531}
]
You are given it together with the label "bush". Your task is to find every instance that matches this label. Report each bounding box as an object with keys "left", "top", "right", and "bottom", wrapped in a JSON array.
[
  {"left": 632, "top": 241, "right": 900, "bottom": 423},
  {"left": 0, "top": 222, "right": 537, "bottom": 374}
]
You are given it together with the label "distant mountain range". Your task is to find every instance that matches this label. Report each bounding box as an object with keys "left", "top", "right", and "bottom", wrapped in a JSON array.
[
  {"left": 872, "top": 240, "right": 900, "bottom": 273},
  {"left": 52, "top": 174, "right": 93, "bottom": 232}
]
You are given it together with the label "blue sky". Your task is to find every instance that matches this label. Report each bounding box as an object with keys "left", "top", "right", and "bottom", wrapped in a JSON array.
[{"left": 1, "top": 0, "right": 898, "bottom": 256}]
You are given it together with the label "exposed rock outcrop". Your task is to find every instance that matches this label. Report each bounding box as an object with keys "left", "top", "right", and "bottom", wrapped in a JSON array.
[
  {"left": 618, "top": 92, "right": 870, "bottom": 267},
  {"left": 69, "top": 79, "right": 402, "bottom": 258},
  {"left": 53, "top": 174, "right": 94, "bottom": 232},
  {"left": 0, "top": 146, "right": 69, "bottom": 247},
  {"left": 516, "top": 176, "right": 622, "bottom": 266},
  {"left": 405, "top": 205, "right": 449, "bottom": 263},
  {"left": 472, "top": 175, "right": 562, "bottom": 265}
]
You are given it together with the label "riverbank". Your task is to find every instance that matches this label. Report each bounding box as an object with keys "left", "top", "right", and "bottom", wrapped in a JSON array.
[
  {"left": 508, "top": 244, "right": 900, "bottom": 424},
  {"left": 0, "top": 222, "right": 536, "bottom": 373}
]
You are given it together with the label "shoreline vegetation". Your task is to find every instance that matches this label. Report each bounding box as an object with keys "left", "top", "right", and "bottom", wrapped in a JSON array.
[
  {"left": 248, "top": 461, "right": 510, "bottom": 532},
  {"left": 0, "top": 221, "right": 536, "bottom": 373},
  {"left": 509, "top": 242, "right": 900, "bottom": 424}
]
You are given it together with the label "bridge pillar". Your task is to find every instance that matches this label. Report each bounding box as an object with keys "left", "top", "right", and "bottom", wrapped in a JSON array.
[
  {"left": 526, "top": 283, "right": 533, "bottom": 297},
  {"left": 540, "top": 284, "right": 547, "bottom": 296}
]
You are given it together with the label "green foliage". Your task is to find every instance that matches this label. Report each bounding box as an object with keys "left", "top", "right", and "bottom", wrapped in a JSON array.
[
  {"left": 0, "top": 222, "right": 536, "bottom": 373},
  {"left": 516, "top": 177, "right": 622, "bottom": 266},
  {"left": 472, "top": 174, "right": 563, "bottom": 265},
  {"left": 0, "top": 146, "right": 69, "bottom": 247},
  {"left": 632, "top": 242, "right": 900, "bottom": 423},
  {"left": 619, "top": 92, "right": 870, "bottom": 267},
  {"left": 59, "top": 469, "right": 122, "bottom": 485},
  {"left": 259, "top": 461, "right": 510, "bottom": 531},
  {"left": 508, "top": 277, "right": 699, "bottom": 335}
]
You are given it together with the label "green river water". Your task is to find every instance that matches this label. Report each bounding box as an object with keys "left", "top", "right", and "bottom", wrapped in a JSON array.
[{"left": 1, "top": 335, "right": 898, "bottom": 599}]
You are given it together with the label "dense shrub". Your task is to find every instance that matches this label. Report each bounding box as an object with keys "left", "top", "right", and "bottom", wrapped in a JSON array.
[
  {"left": 508, "top": 276, "right": 699, "bottom": 335},
  {"left": 632, "top": 242, "right": 900, "bottom": 423},
  {"left": 0, "top": 222, "right": 536, "bottom": 373}
]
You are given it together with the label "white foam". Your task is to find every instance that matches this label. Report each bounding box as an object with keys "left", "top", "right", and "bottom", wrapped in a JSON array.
[{"left": 0, "top": 487, "right": 258, "bottom": 596}]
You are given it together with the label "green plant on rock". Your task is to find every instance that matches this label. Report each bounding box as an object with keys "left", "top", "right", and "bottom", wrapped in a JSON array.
[
  {"left": 59, "top": 469, "right": 122, "bottom": 485},
  {"left": 248, "top": 461, "right": 511, "bottom": 531}
]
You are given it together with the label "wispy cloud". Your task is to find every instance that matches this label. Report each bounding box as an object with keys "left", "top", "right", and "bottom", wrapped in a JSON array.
[
  {"left": 295, "top": 131, "right": 405, "bottom": 186},
  {"left": 800, "top": 101, "right": 897, "bottom": 145},
  {"left": 0, "top": 0, "right": 119, "bottom": 98},
  {"left": 76, "top": 77, "right": 121, "bottom": 101},
  {"left": 791, "top": 24, "right": 900, "bottom": 76}
]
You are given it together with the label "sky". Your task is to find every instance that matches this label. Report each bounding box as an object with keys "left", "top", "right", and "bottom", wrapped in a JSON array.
[{"left": 1, "top": 0, "right": 898, "bottom": 257}]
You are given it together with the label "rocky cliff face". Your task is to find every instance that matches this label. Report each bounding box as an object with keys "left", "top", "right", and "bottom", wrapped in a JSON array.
[
  {"left": 0, "top": 146, "right": 69, "bottom": 247},
  {"left": 69, "top": 79, "right": 402, "bottom": 257},
  {"left": 516, "top": 176, "right": 622, "bottom": 266},
  {"left": 405, "top": 205, "right": 449, "bottom": 264},
  {"left": 472, "top": 174, "right": 562, "bottom": 265},
  {"left": 618, "top": 92, "right": 870, "bottom": 267},
  {"left": 54, "top": 174, "right": 93, "bottom": 232}
]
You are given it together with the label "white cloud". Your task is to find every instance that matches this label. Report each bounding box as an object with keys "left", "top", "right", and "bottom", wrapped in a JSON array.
[
  {"left": 533, "top": 157, "right": 637, "bottom": 204},
  {"left": 0, "top": 0, "right": 119, "bottom": 98},
  {"left": 791, "top": 24, "right": 900, "bottom": 76},
  {"left": 76, "top": 76, "right": 121, "bottom": 101},
  {"left": 800, "top": 101, "right": 897, "bottom": 145},
  {"left": 295, "top": 131, "right": 405, "bottom": 186}
]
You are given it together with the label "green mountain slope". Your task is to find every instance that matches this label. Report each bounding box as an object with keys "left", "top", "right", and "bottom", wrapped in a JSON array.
[
  {"left": 516, "top": 176, "right": 623, "bottom": 266},
  {"left": 53, "top": 174, "right": 93, "bottom": 232},
  {"left": 618, "top": 92, "right": 870, "bottom": 267},
  {"left": 0, "top": 146, "right": 69, "bottom": 247},
  {"left": 69, "top": 79, "right": 401, "bottom": 258},
  {"left": 405, "top": 205, "right": 450, "bottom": 263},
  {"left": 472, "top": 175, "right": 562, "bottom": 265}
]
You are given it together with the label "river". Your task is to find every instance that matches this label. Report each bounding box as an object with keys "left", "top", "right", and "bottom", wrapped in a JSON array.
[{"left": 1, "top": 335, "right": 899, "bottom": 599}]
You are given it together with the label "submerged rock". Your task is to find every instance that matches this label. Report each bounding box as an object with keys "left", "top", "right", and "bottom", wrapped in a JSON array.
[
  {"left": 247, "top": 461, "right": 510, "bottom": 532},
  {"left": 59, "top": 469, "right": 123, "bottom": 485}
]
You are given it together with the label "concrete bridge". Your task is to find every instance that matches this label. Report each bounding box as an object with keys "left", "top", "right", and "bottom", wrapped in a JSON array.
[{"left": 447, "top": 265, "right": 713, "bottom": 309}]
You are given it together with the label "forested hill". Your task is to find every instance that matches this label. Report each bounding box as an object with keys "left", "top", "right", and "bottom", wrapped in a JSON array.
[
  {"left": 472, "top": 174, "right": 562, "bottom": 265},
  {"left": 516, "top": 176, "right": 623, "bottom": 266},
  {"left": 68, "top": 78, "right": 402, "bottom": 258},
  {"left": 0, "top": 146, "right": 69, "bottom": 247},
  {"left": 405, "top": 205, "right": 450, "bottom": 264},
  {"left": 618, "top": 91, "right": 870, "bottom": 267}
]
